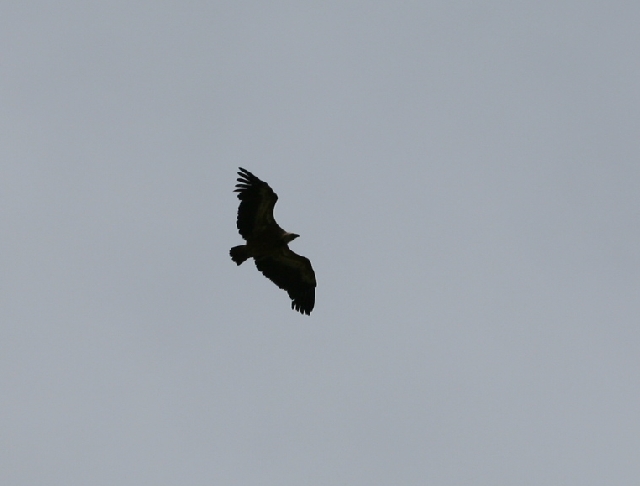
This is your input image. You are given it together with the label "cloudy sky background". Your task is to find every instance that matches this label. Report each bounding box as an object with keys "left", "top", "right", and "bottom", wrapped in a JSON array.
[{"left": 2, "top": 2, "right": 639, "bottom": 484}]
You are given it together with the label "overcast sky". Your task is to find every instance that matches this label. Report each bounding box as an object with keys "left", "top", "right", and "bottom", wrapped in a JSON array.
[{"left": 1, "top": 2, "right": 639, "bottom": 485}]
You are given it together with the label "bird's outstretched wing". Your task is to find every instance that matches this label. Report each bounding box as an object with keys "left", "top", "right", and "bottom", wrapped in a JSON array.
[
  {"left": 254, "top": 248, "right": 316, "bottom": 315},
  {"left": 234, "top": 167, "right": 280, "bottom": 240}
]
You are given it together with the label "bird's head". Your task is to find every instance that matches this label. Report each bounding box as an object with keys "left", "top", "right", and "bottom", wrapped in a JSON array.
[{"left": 284, "top": 232, "right": 300, "bottom": 243}]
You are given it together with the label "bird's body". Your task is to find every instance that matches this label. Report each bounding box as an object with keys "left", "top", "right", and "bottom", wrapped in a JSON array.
[{"left": 230, "top": 168, "right": 316, "bottom": 315}]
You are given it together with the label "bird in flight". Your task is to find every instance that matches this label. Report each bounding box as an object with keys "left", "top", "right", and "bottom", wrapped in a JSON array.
[{"left": 230, "top": 168, "right": 316, "bottom": 315}]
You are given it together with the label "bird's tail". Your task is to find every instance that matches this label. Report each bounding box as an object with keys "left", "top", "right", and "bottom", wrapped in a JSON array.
[{"left": 230, "top": 245, "right": 250, "bottom": 265}]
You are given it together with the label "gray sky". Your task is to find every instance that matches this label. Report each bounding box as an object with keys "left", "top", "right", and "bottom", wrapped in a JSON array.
[{"left": 2, "top": 1, "right": 639, "bottom": 484}]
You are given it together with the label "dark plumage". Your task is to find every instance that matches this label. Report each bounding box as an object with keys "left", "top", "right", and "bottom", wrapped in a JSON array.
[{"left": 230, "top": 168, "right": 316, "bottom": 315}]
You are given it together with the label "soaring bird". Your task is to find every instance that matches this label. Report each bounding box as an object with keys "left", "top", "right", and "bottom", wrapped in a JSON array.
[{"left": 230, "top": 168, "right": 316, "bottom": 315}]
